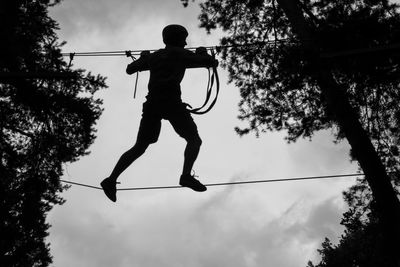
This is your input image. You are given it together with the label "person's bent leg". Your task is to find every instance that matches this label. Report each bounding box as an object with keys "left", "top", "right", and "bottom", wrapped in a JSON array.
[
  {"left": 168, "top": 104, "right": 206, "bottom": 191},
  {"left": 182, "top": 135, "right": 202, "bottom": 175},
  {"left": 109, "top": 141, "right": 150, "bottom": 182},
  {"left": 180, "top": 134, "right": 206, "bottom": 192},
  {"left": 168, "top": 104, "right": 202, "bottom": 175},
  {"left": 101, "top": 101, "right": 161, "bottom": 201},
  {"left": 108, "top": 101, "right": 161, "bottom": 182},
  {"left": 101, "top": 141, "right": 149, "bottom": 202}
]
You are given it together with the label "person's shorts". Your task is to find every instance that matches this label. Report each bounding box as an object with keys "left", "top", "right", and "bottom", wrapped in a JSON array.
[{"left": 136, "top": 100, "right": 200, "bottom": 144}]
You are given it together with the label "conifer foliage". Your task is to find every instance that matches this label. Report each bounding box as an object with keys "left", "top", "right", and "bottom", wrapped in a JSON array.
[
  {"left": 0, "top": 1, "right": 106, "bottom": 266},
  {"left": 183, "top": 0, "right": 400, "bottom": 266}
]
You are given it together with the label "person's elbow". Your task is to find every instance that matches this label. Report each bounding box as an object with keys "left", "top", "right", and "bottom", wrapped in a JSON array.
[{"left": 126, "top": 65, "right": 136, "bottom": 75}]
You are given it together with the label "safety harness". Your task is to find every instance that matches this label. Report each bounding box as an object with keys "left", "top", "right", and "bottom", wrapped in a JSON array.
[{"left": 125, "top": 47, "right": 220, "bottom": 115}]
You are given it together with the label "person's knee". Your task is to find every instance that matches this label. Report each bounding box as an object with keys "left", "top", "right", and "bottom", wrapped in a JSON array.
[
  {"left": 132, "top": 141, "right": 150, "bottom": 154},
  {"left": 188, "top": 135, "right": 202, "bottom": 147}
]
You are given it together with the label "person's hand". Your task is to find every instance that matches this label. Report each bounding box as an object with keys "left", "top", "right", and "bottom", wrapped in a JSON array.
[{"left": 212, "top": 58, "right": 219, "bottom": 67}]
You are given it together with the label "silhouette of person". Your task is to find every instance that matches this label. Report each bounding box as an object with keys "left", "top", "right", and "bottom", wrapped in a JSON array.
[{"left": 101, "top": 24, "right": 218, "bottom": 202}]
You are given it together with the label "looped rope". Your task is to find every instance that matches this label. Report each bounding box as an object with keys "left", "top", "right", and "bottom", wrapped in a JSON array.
[
  {"left": 125, "top": 47, "right": 220, "bottom": 106},
  {"left": 187, "top": 48, "right": 220, "bottom": 115}
]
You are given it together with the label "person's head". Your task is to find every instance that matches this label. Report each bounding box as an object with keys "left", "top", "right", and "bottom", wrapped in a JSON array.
[{"left": 162, "top": 24, "right": 188, "bottom": 47}]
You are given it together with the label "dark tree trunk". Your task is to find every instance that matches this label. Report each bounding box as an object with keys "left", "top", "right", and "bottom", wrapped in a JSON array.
[{"left": 276, "top": 0, "right": 400, "bottom": 265}]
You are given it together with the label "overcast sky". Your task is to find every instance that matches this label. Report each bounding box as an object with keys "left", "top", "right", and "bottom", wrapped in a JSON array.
[{"left": 46, "top": 1, "right": 360, "bottom": 266}]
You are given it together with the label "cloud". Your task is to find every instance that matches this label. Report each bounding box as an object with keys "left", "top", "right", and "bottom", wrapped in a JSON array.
[
  {"left": 284, "top": 197, "right": 345, "bottom": 243},
  {"left": 48, "top": 181, "right": 346, "bottom": 267},
  {"left": 50, "top": 0, "right": 205, "bottom": 42},
  {"left": 287, "top": 130, "right": 357, "bottom": 175},
  {"left": 46, "top": 1, "right": 354, "bottom": 267}
]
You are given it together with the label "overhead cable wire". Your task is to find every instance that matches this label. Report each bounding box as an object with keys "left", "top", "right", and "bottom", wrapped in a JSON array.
[
  {"left": 60, "top": 38, "right": 301, "bottom": 58},
  {"left": 61, "top": 39, "right": 400, "bottom": 59},
  {"left": 60, "top": 172, "right": 362, "bottom": 191}
]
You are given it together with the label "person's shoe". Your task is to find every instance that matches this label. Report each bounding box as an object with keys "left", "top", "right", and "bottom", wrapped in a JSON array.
[
  {"left": 100, "top": 177, "right": 118, "bottom": 202},
  {"left": 179, "top": 174, "right": 207, "bottom": 192}
]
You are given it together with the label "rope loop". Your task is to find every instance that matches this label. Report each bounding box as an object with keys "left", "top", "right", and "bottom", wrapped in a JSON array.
[{"left": 188, "top": 47, "right": 220, "bottom": 115}]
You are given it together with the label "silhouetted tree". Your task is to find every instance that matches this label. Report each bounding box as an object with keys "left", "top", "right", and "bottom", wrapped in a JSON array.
[
  {"left": 182, "top": 0, "right": 400, "bottom": 265},
  {"left": 306, "top": 179, "right": 395, "bottom": 266},
  {"left": 0, "top": 0, "right": 106, "bottom": 266}
]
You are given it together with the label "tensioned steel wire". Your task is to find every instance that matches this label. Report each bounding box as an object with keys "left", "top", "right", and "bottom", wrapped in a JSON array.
[
  {"left": 60, "top": 38, "right": 301, "bottom": 58},
  {"left": 60, "top": 173, "right": 363, "bottom": 191},
  {"left": 61, "top": 39, "right": 400, "bottom": 59}
]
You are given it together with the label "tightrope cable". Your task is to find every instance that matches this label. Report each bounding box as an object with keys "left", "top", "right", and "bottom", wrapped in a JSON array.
[
  {"left": 60, "top": 179, "right": 102, "bottom": 190},
  {"left": 60, "top": 173, "right": 362, "bottom": 191}
]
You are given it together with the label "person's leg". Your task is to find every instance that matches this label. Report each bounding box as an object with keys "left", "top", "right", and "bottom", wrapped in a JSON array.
[
  {"left": 182, "top": 134, "right": 202, "bottom": 175},
  {"left": 168, "top": 105, "right": 202, "bottom": 175},
  {"left": 168, "top": 105, "right": 206, "bottom": 191},
  {"left": 108, "top": 141, "right": 149, "bottom": 182},
  {"left": 101, "top": 102, "right": 161, "bottom": 201},
  {"left": 109, "top": 110, "right": 161, "bottom": 182},
  {"left": 102, "top": 141, "right": 150, "bottom": 202},
  {"left": 180, "top": 134, "right": 206, "bottom": 192}
]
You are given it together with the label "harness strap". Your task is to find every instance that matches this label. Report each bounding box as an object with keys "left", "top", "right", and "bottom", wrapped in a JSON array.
[
  {"left": 133, "top": 71, "right": 139, "bottom": 98},
  {"left": 126, "top": 50, "right": 139, "bottom": 98}
]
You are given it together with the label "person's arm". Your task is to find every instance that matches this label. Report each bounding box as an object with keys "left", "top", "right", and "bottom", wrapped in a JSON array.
[
  {"left": 126, "top": 51, "right": 150, "bottom": 74},
  {"left": 184, "top": 47, "right": 218, "bottom": 69}
]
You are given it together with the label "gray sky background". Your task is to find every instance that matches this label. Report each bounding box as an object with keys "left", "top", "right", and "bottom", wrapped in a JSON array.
[{"left": 46, "top": 1, "right": 360, "bottom": 266}]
